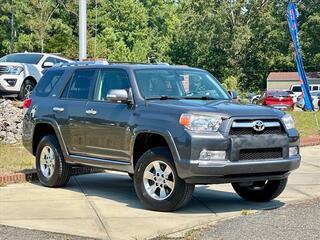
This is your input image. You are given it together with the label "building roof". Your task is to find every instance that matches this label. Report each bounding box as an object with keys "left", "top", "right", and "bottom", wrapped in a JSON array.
[{"left": 267, "top": 72, "right": 320, "bottom": 81}]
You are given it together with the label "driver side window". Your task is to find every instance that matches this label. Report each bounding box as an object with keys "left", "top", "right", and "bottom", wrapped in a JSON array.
[{"left": 94, "top": 69, "right": 130, "bottom": 101}]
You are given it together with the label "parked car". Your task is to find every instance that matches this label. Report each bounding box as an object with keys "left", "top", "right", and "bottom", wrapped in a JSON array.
[
  {"left": 22, "top": 62, "right": 300, "bottom": 212},
  {"left": 290, "top": 84, "right": 320, "bottom": 103},
  {"left": 0, "top": 52, "right": 72, "bottom": 100},
  {"left": 296, "top": 91, "right": 320, "bottom": 111},
  {"left": 250, "top": 93, "right": 262, "bottom": 104},
  {"left": 259, "top": 90, "right": 294, "bottom": 111},
  {"left": 286, "top": 90, "right": 296, "bottom": 103}
]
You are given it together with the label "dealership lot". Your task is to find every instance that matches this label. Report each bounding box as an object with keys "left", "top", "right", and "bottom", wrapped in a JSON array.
[{"left": 0, "top": 145, "right": 319, "bottom": 240}]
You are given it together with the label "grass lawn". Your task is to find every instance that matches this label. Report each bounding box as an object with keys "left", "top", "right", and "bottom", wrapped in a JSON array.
[
  {"left": 290, "top": 111, "right": 320, "bottom": 137},
  {"left": 0, "top": 144, "right": 35, "bottom": 175}
]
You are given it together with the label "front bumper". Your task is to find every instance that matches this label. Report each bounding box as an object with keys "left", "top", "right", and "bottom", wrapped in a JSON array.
[
  {"left": 0, "top": 74, "right": 23, "bottom": 94},
  {"left": 178, "top": 156, "right": 300, "bottom": 184},
  {"left": 174, "top": 129, "right": 300, "bottom": 184}
]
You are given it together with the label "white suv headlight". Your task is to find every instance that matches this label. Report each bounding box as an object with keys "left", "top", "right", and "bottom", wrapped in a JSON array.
[
  {"left": 8, "top": 66, "right": 24, "bottom": 75},
  {"left": 282, "top": 114, "right": 295, "bottom": 130},
  {"left": 179, "top": 113, "right": 222, "bottom": 132}
]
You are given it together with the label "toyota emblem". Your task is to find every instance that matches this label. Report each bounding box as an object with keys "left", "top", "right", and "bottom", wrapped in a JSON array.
[{"left": 253, "top": 120, "right": 265, "bottom": 132}]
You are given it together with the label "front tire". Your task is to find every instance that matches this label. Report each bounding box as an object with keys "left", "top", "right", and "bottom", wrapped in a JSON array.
[
  {"left": 19, "top": 79, "right": 35, "bottom": 100},
  {"left": 232, "top": 178, "right": 288, "bottom": 202},
  {"left": 36, "top": 135, "right": 70, "bottom": 187},
  {"left": 134, "top": 147, "right": 194, "bottom": 211}
]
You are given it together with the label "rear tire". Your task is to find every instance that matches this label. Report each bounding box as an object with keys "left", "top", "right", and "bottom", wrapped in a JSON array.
[
  {"left": 232, "top": 178, "right": 288, "bottom": 202},
  {"left": 134, "top": 147, "right": 194, "bottom": 211},
  {"left": 19, "top": 79, "right": 35, "bottom": 100},
  {"left": 36, "top": 135, "right": 70, "bottom": 187}
]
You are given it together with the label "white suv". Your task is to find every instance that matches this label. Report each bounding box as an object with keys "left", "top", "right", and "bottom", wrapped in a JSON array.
[{"left": 0, "top": 52, "right": 72, "bottom": 100}]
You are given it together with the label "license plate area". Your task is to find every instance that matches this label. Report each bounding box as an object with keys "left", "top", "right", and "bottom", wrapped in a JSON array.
[{"left": 230, "top": 135, "right": 289, "bottom": 161}]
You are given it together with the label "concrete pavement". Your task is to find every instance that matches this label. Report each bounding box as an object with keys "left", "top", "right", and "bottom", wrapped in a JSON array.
[{"left": 0, "top": 146, "right": 319, "bottom": 240}]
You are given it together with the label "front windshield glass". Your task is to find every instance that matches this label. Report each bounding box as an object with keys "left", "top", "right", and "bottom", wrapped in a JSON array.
[
  {"left": 134, "top": 69, "right": 230, "bottom": 100},
  {"left": 0, "top": 54, "right": 43, "bottom": 64}
]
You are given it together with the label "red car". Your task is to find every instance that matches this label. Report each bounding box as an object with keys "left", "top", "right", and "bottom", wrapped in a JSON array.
[{"left": 260, "top": 90, "right": 294, "bottom": 111}]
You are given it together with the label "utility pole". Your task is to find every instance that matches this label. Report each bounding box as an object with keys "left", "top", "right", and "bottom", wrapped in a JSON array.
[
  {"left": 10, "top": 0, "right": 14, "bottom": 53},
  {"left": 79, "top": 0, "right": 87, "bottom": 61}
]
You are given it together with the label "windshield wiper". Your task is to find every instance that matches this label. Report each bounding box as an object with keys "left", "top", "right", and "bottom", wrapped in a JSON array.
[
  {"left": 183, "top": 96, "right": 220, "bottom": 100},
  {"left": 145, "top": 96, "right": 182, "bottom": 100}
]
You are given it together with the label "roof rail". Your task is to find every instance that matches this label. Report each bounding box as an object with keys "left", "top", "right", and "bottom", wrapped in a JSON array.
[
  {"left": 55, "top": 60, "right": 109, "bottom": 68},
  {"left": 108, "top": 61, "right": 170, "bottom": 65}
]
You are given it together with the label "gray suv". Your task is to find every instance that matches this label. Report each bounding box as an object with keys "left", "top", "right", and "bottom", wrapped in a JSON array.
[{"left": 22, "top": 63, "right": 301, "bottom": 211}]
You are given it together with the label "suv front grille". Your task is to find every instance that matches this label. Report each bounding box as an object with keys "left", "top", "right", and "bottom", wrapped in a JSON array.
[
  {"left": 230, "top": 127, "right": 284, "bottom": 135},
  {"left": 0, "top": 66, "right": 9, "bottom": 73},
  {"left": 229, "top": 119, "right": 285, "bottom": 136},
  {"left": 239, "top": 148, "right": 283, "bottom": 160}
]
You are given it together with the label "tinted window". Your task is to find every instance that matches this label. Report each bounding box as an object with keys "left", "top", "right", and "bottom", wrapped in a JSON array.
[
  {"left": 94, "top": 69, "right": 130, "bottom": 101},
  {"left": 292, "top": 86, "right": 302, "bottom": 92},
  {"left": 55, "top": 58, "right": 68, "bottom": 64},
  {"left": 0, "top": 54, "right": 43, "bottom": 64},
  {"left": 313, "top": 86, "right": 319, "bottom": 91},
  {"left": 63, "top": 69, "right": 96, "bottom": 100},
  {"left": 43, "top": 57, "right": 56, "bottom": 64},
  {"left": 34, "top": 70, "right": 64, "bottom": 97}
]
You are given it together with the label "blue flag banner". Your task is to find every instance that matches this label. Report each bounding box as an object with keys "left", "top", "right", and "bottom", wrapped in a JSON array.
[{"left": 287, "top": 2, "right": 314, "bottom": 111}]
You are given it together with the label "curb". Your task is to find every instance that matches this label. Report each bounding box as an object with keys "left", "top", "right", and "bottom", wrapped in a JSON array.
[
  {"left": 0, "top": 167, "right": 104, "bottom": 186},
  {"left": 300, "top": 136, "right": 320, "bottom": 147}
]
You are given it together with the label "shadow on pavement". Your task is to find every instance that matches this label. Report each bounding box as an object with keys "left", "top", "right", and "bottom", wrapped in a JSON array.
[{"left": 32, "top": 171, "right": 285, "bottom": 214}]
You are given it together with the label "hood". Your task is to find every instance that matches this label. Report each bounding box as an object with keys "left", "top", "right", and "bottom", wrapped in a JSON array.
[
  {"left": 0, "top": 62, "right": 25, "bottom": 67},
  {"left": 147, "top": 100, "right": 283, "bottom": 118}
]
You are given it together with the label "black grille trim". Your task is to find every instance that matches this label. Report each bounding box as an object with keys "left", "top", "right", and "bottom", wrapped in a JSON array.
[
  {"left": 230, "top": 127, "right": 284, "bottom": 135},
  {"left": 239, "top": 148, "right": 283, "bottom": 160},
  {"left": 229, "top": 119, "right": 286, "bottom": 136}
]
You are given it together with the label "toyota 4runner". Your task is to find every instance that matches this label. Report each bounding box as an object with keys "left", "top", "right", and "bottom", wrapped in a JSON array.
[{"left": 22, "top": 62, "right": 301, "bottom": 211}]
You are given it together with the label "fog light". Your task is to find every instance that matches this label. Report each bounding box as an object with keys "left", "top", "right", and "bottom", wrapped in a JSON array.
[
  {"left": 289, "top": 147, "right": 299, "bottom": 157},
  {"left": 199, "top": 150, "right": 226, "bottom": 160},
  {"left": 5, "top": 79, "right": 17, "bottom": 86}
]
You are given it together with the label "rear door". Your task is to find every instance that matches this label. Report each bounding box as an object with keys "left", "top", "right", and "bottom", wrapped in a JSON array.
[
  {"left": 83, "top": 68, "right": 133, "bottom": 162},
  {"left": 55, "top": 68, "right": 98, "bottom": 156}
]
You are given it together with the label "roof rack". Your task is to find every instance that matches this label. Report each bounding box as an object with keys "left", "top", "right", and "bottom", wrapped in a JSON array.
[
  {"left": 108, "top": 61, "right": 170, "bottom": 65},
  {"left": 55, "top": 60, "right": 109, "bottom": 68}
]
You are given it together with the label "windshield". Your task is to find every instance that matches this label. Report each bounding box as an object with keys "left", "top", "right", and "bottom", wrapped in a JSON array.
[
  {"left": 134, "top": 69, "right": 230, "bottom": 100},
  {"left": 0, "top": 54, "right": 43, "bottom": 64}
]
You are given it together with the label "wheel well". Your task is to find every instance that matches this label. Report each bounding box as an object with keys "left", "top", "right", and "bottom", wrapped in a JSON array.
[
  {"left": 133, "top": 133, "right": 171, "bottom": 168},
  {"left": 32, "top": 123, "right": 56, "bottom": 155},
  {"left": 25, "top": 76, "right": 37, "bottom": 86}
]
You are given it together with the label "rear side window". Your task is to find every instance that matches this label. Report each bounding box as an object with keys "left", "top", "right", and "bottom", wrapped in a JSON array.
[
  {"left": 62, "top": 69, "right": 96, "bottom": 100},
  {"left": 292, "top": 86, "right": 302, "bottom": 92},
  {"left": 34, "top": 70, "right": 64, "bottom": 97}
]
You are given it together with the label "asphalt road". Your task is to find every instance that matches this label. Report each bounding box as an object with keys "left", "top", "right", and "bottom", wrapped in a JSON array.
[
  {"left": 0, "top": 225, "right": 97, "bottom": 240},
  {"left": 193, "top": 198, "right": 320, "bottom": 240}
]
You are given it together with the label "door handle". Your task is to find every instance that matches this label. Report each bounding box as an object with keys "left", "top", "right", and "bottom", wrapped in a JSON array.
[
  {"left": 85, "top": 109, "right": 97, "bottom": 115},
  {"left": 53, "top": 107, "right": 64, "bottom": 113}
]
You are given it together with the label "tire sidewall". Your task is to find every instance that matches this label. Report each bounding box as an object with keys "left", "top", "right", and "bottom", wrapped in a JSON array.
[
  {"left": 36, "top": 135, "right": 64, "bottom": 187},
  {"left": 19, "top": 79, "right": 35, "bottom": 100},
  {"left": 134, "top": 147, "right": 187, "bottom": 211}
]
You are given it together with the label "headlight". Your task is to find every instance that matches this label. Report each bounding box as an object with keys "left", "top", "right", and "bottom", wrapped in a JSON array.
[
  {"left": 282, "top": 114, "right": 295, "bottom": 129},
  {"left": 7, "top": 66, "right": 24, "bottom": 75},
  {"left": 179, "top": 113, "right": 222, "bottom": 132}
]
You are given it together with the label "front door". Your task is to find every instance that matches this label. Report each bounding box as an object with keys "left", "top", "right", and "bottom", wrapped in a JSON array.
[{"left": 84, "top": 69, "right": 134, "bottom": 162}]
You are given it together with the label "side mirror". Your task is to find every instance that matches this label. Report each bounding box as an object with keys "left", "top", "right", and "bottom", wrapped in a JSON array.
[
  {"left": 43, "top": 62, "right": 54, "bottom": 68},
  {"left": 228, "top": 90, "right": 238, "bottom": 100},
  {"left": 106, "top": 89, "right": 132, "bottom": 103}
]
